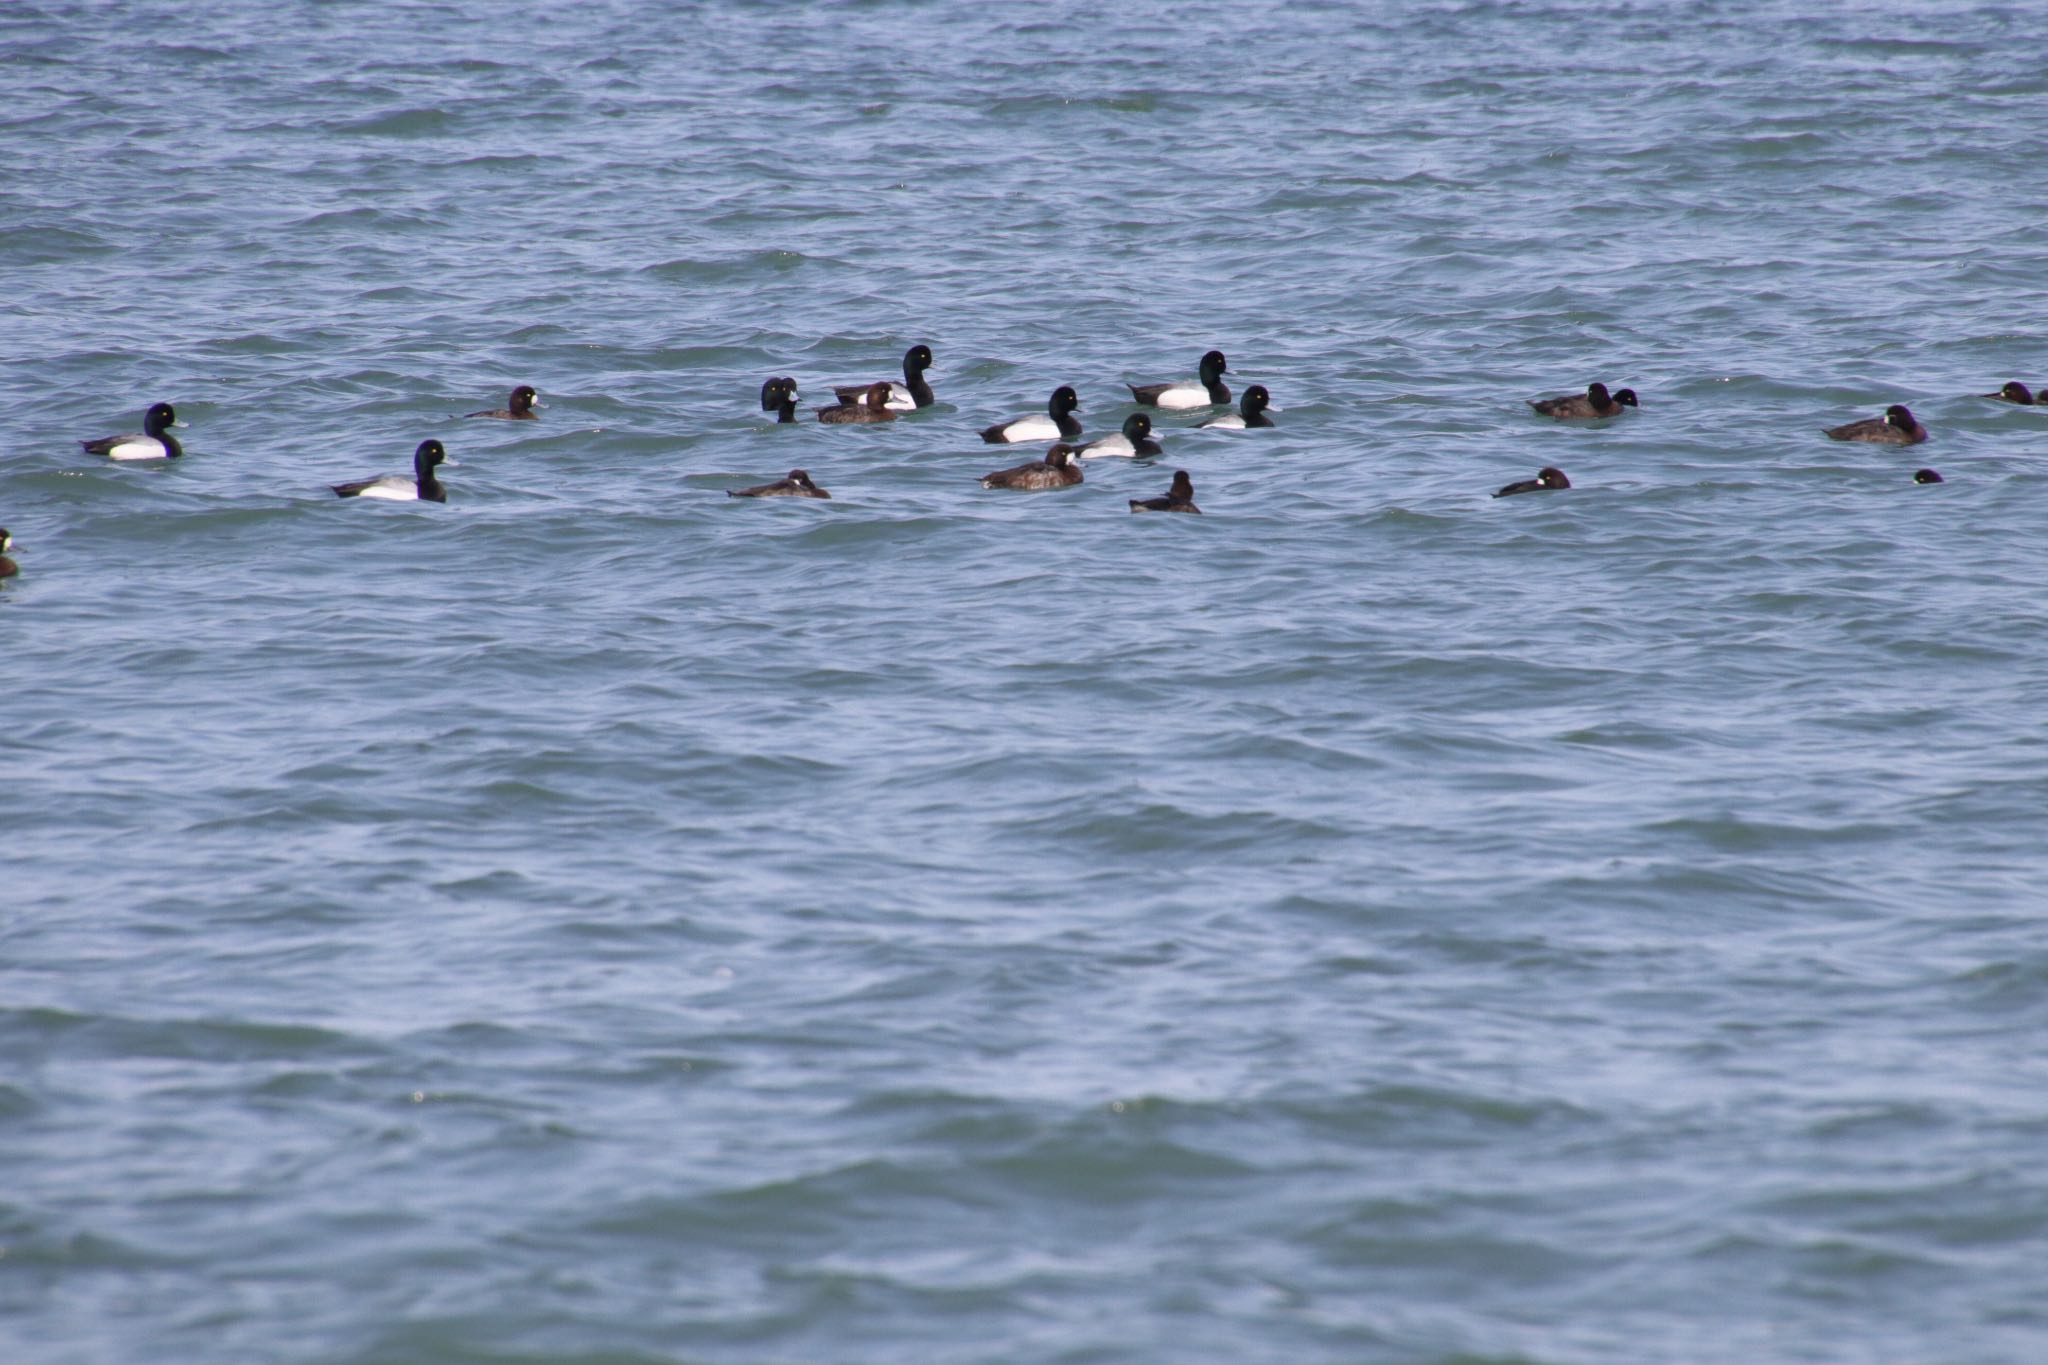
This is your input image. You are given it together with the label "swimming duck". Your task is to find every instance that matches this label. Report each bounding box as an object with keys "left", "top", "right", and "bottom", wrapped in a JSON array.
[
  {"left": 1494, "top": 467, "right": 1571, "bottom": 498},
  {"left": 1128, "top": 350, "right": 1230, "bottom": 408},
  {"left": 760, "top": 377, "right": 800, "bottom": 423},
  {"left": 0, "top": 528, "right": 17, "bottom": 580},
  {"left": 1984, "top": 382, "right": 2037, "bottom": 405},
  {"left": 1913, "top": 468, "right": 1944, "bottom": 484},
  {"left": 1824, "top": 404, "right": 1927, "bottom": 444},
  {"left": 1199, "top": 385, "right": 1275, "bottom": 429},
  {"left": 833, "top": 344, "right": 935, "bottom": 411},
  {"left": 980, "top": 386, "right": 1082, "bottom": 444},
  {"left": 1129, "top": 471, "right": 1201, "bottom": 514},
  {"left": 82, "top": 402, "right": 186, "bottom": 460},
  {"left": 1529, "top": 383, "right": 1637, "bottom": 420},
  {"left": 465, "top": 385, "right": 543, "bottom": 420},
  {"left": 1075, "top": 413, "right": 1162, "bottom": 459},
  {"left": 818, "top": 381, "right": 898, "bottom": 424},
  {"left": 979, "top": 444, "right": 1083, "bottom": 491},
  {"left": 332, "top": 440, "right": 452, "bottom": 502},
  {"left": 729, "top": 468, "right": 829, "bottom": 499}
]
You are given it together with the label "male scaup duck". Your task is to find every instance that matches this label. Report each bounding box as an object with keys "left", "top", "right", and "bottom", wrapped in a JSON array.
[
  {"left": 980, "top": 444, "right": 1083, "bottom": 491},
  {"left": 729, "top": 468, "right": 830, "bottom": 499},
  {"left": 980, "top": 386, "right": 1082, "bottom": 444},
  {"left": 818, "top": 381, "right": 898, "bottom": 424},
  {"left": 1129, "top": 471, "right": 1201, "bottom": 514},
  {"left": 332, "top": 440, "right": 452, "bottom": 502},
  {"left": 1199, "top": 384, "right": 1275, "bottom": 429},
  {"left": 82, "top": 402, "right": 186, "bottom": 460},
  {"left": 1494, "top": 467, "right": 1570, "bottom": 498},
  {"left": 465, "top": 385, "right": 543, "bottom": 420},
  {"left": 1075, "top": 413, "right": 1161, "bottom": 459},
  {"left": 1128, "top": 350, "right": 1230, "bottom": 408},
  {"left": 1529, "top": 382, "right": 1637, "bottom": 420},
  {"left": 0, "top": 528, "right": 17, "bottom": 580},
  {"left": 760, "top": 377, "right": 800, "bottom": 423},
  {"left": 833, "top": 344, "right": 935, "bottom": 411},
  {"left": 1824, "top": 404, "right": 1927, "bottom": 444},
  {"left": 1984, "top": 381, "right": 2038, "bottom": 405},
  {"left": 1912, "top": 468, "right": 1944, "bottom": 484}
]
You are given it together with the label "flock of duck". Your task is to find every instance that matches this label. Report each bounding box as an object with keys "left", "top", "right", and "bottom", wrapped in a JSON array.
[{"left": 5, "top": 347, "right": 2028, "bottom": 582}]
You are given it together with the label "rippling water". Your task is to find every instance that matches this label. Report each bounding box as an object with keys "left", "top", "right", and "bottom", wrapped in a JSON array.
[{"left": 7, "top": 1, "right": 2048, "bottom": 1360}]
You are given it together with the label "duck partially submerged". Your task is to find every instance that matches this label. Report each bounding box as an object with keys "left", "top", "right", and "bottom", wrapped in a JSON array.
[
  {"left": 1493, "top": 466, "right": 1571, "bottom": 498},
  {"left": 465, "top": 385, "right": 544, "bottom": 420},
  {"left": 729, "top": 468, "right": 830, "bottom": 499},
  {"left": 1129, "top": 470, "right": 1201, "bottom": 514}
]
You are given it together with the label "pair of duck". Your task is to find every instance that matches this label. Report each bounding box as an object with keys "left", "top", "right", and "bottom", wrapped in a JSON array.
[
  {"left": 757, "top": 346, "right": 939, "bottom": 426},
  {"left": 325, "top": 385, "right": 533, "bottom": 500},
  {"left": 977, "top": 452, "right": 1201, "bottom": 513}
]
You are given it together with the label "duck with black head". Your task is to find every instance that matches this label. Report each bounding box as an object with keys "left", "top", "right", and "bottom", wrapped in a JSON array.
[
  {"left": 1494, "top": 467, "right": 1571, "bottom": 498},
  {"left": 760, "top": 377, "right": 800, "bottom": 423},
  {"left": 1984, "top": 382, "right": 2038, "bottom": 405},
  {"left": 82, "top": 402, "right": 186, "bottom": 460},
  {"left": 1128, "top": 350, "right": 1230, "bottom": 409},
  {"left": 1824, "top": 404, "right": 1927, "bottom": 444},
  {"left": 1075, "top": 413, "right": 1162, "bottom": 459},
  {"left": 1129, "top": 471, "right": 1201, "bottom": 514},
  {"left": 981, "top": 386, "right": 1082, "bottom": 444},
  {"left": 1529, "top": 383, "right": 1637, "bottom": 420},
  {"left": 332, "top": 440, "right": 454, "bottom": 502},
  {"left": 1199, "top": 385, "right": 1275, "bottom": 429},
  {"left": 466, "top": 385, "right": 544, "bottom": 420},
  {"left": 729, "top": 469, "right": 830, "bottom": 499},
  {"left": 818, "top": 381, "right": 898, "bottom": 424},
  {"left": 834, "top": 344, "right": 935, "bottom": 411},
  {"left": 1913, "top": 468, "right": 1944, "bottom": 484}
]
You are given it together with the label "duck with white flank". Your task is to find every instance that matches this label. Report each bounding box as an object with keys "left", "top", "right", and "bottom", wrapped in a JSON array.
[
  {"left": 82, "top": 402, "right": 186, "bottom": 460},
  {"left": 1075, "top": 413, "right": 1162, "bottom": 459},
  {"left": 833, "top": 344, "right": 935, "bottom": 411},
  {"left": 980, "top": 386, "right": 1082, "bottom": 444},
  {"left": 1199, "top": 385, "right": 1275, "bottom": 429},
  {"left": 1128, "top": 350, "right": 1230, "bottom": 409},
  {"left": 332, "top": 440, "right": 453, "bottom": 502}
]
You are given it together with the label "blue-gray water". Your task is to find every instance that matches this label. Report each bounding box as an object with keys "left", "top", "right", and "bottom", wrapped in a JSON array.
[{"left": 6, "top": 1, "right": 2048, "bottom": 1360}]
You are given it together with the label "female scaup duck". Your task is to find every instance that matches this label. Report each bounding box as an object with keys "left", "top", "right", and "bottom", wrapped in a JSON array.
[
  {"left": 1129, "top": 471, "right": 1200, "bottom": 514},
  {"left": 1199, "top": 384, "right": 1275, "bottom": 429},
  {"left": 1076, "top": 412, "right": 1161, "bottom": 459},
  {"left": 1529, "top": 382, "right": 1637, "bottom": 420},
  {"left": 1824, "top": 404, "right": 1927, "bottom": 444},
  {"left": 1913, "top": 468, "right": 1944, "bottom": 484},
  {"left": 1128, "top": 350, "right": 1230, "bottom": 408},
  {"left": 760, "top": 377, "right": 800, "bottom": 423},
  {"left": 1494, "top": 466, "right": 1570, "bottom": 498},
  {"left": 82, "top": 402, "right": 185, "bottom": 460},
  {"left": 729, "top": 468, "right": 830, "bottom": 499},
  {"left": 466, "top": 385, "right": 543, "bottom": 420},
  {"left": 980, "top": 444, "right": 1083, "bottom": 491},
  {"left": 0, "top": 528, "right": 18, "bottom": 580},
  {"left": 980, "top": 386, "right": 1082, "bottom": 444},
  {"left": 833, "top": 344, "right": 935, "bottom": 411},
  {"left": 818, "top": 381, "right": 898, "bottom": 424},
  {"left": 1984, "top": 381, "right": 2038, "bottom": 405},
  {"left": 332, "top": 440, "right": 452, "bottom": 502}
]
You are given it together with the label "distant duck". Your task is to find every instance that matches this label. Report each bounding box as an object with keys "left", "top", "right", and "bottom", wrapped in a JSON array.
[
  {"left": 1494, "top": 466, "right": 1571, "bottom": 498},
  {"left": 1913, "top": 468, "right": 1944, "bottom": 484},
  {"left": 729, "top": 468, "right": 830, "bottom": 499},
  {"left": 1129, "top": 470, "right": 1201, "bottom": 514},
  {"left": 979, "top": 444, "right": 1083, "bottom": 491},
  {"left": 1199, "top": 384, "right": 1275, "bottom": 429},
  {"left": 1824, "top": 403, "right": 1926, "bottom": 444},
  {"left": 1529, "top": 382, "right": 1637, "bottom": 420},
  {"left": 1128, "top": 349, "right": 1230, "bottom": 408},
  {"left": 760, "top": 376, "right": 800, "bottom": 423},
  {"left": 0, "top": 528, "right": 17, "bottom": 580},
  {"left": 465, "top": 385, "right": 543, "bottom": 420},
  {"left": 331, "top": 439, "right": 452, "bottom": 502},
  {"left": 1984, "top": 381, "right": 2038, "bottom": 405},
  {"left": 980, "top": 386, "right": 1082, "bottom": 444},
  {"left": 818, "top": 381, "right": 898, "bottom": 424},
  {"left": 82, "top": 402, "right": 186, "bottom": 460},
  {"left": 833, "top": 344, "right": 935, "bottom": 411},
  {"left": 1075, "top": 412, "right": 1162, "bottom": 459}
]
